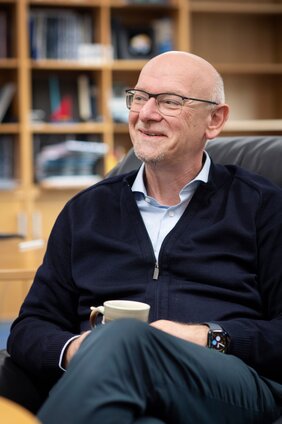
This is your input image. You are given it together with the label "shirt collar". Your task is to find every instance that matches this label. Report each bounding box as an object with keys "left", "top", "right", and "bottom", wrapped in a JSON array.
[{"left": 131, "top": 151, "right": 211, "bottom": 196}]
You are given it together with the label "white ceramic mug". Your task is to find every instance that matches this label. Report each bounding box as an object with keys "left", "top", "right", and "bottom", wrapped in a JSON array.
[{"left": 89, "top": 300, "right": 150, "bottom": 328}]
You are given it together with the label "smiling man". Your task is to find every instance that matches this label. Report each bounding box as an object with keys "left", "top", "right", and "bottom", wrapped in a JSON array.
[
  {"left": 7, "top": 51, "right": 282, "bottom": 424},
  {"left": 127, "top": 52, "right": 228, "bottom": 208}
]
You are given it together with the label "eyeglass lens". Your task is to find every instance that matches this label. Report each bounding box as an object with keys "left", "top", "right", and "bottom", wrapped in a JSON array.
[{"left": 127, "top": 90, "right": 183, "bottom": 116}]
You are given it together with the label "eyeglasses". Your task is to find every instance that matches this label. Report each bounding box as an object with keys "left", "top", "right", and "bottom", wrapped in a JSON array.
[{"left": 125, "top": 89, "right": 218, "bottom": 117}]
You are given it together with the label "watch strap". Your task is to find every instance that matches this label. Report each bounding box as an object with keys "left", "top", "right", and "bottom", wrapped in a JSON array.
[{"left": 204, "top": 322, "right": 223, "bottom": 331}]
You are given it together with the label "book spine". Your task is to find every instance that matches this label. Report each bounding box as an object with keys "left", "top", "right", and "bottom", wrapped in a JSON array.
[
  {"left": 0, "top": 136, "right": 14, "bottom": 180},
  {"left": 0, "top": 83, "right": 16, "bottom": 123},
  {"left": 77, "top": 74, "right": 92, "bottom": 122},
  {"left": 0, "top": 10, "right": 7, "bottom": 58}
]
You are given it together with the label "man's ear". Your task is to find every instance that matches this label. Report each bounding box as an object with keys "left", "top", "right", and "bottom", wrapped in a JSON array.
[{"left": 205, "top": 104, "right": 229, "bottom": 140}]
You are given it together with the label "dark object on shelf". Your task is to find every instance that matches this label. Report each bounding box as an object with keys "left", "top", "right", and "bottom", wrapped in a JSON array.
[
  {"left": 0, "top": 83, "right": 16, "bottom": 123},
  {"left": 113, "top": 21, "right": 156, "bottom": 59},
  {"left": 0, "top": 234, "right": 24, "bottom": 240}
]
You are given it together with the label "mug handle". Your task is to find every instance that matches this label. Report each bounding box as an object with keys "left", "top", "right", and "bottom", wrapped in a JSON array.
[{"left": 89, "top": 306, "right": 105, "bottom": 328}]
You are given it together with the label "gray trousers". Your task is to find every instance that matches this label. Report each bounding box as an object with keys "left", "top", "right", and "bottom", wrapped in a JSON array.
[{"left": 38, "top": 319, "right": 280, "bottom": 424}]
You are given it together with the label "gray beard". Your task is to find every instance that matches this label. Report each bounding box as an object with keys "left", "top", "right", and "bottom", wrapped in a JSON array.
[{"left": 133, "top": 147, "right": 165, "bottom": 166}]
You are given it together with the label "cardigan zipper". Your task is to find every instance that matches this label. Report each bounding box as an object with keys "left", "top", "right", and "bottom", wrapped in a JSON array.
[{"left": 153, "top": 262, "right": 159, "bottom": 280}]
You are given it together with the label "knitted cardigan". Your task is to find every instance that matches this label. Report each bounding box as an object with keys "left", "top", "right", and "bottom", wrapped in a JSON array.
[{"left": 8, "top": 162, "right": 282, "bottom": 388}]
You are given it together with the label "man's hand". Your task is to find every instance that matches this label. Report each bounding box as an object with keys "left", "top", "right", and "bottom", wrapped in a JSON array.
[
  {"left": 63, "top": 331, "right": 91, "bottom": 368},
  {"left": 150, "top": 320, "right": 209, "bottom": 347}
]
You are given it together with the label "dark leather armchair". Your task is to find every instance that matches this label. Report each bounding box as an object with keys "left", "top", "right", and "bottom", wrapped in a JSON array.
[
  {"left": 1, "top": 135, "right": 282, "bottom": 420},
  {"left": 109, "top": 135, "right": 282, "bottom": 187}
]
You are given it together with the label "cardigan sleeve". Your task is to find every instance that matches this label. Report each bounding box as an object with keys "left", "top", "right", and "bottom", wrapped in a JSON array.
[
  {"left": 7, "top": 202, "right": 81, "bottom": 381},
  {"left": 217, "top": 185, "right": 282, "bottom": 384}
]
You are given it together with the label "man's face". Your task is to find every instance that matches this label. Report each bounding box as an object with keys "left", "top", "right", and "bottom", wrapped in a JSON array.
[{"left": 128, "top": 56, "right": 215, "bottom": 167}]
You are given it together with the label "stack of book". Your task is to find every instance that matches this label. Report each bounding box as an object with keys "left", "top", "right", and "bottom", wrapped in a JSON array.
[
  {"left": 29, "top": 9, "right": 92, "bottom": 60},
  {"left": 35, "top": 139, "right": 108, "bottom": 188}
]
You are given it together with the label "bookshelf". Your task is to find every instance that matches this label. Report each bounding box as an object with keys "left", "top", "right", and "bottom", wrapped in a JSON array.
[{"left": 0, "top": 0, "right": 281, "bottom": 241}]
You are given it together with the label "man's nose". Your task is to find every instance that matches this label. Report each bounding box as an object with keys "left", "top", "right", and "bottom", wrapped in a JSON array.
[{"left": 138, "top": 97, "right": 162, "bottom": 121}]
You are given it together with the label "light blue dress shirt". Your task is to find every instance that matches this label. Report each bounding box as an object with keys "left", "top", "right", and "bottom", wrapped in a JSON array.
[{"left": 131, "top": 152, "right": 211, "bottom": 260}]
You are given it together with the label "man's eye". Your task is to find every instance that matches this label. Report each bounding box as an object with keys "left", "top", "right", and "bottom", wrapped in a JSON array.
[
  {"left": 162, "top": 99, "right": 181, "bottom": 107},
  {"left": 134, "top": 95, "right": 147, "bottom": 102}
]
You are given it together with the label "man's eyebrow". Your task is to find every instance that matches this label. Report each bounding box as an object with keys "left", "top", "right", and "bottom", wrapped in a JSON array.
[{"left": 133, "top": 88, "right": 187, "bottom": 96}]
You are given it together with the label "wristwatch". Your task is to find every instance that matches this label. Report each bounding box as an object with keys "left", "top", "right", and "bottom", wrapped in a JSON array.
[{"left": 205, "top": 322, "right": 230, "bottom": 353}]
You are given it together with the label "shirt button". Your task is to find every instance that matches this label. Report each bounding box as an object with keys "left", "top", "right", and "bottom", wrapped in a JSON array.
[{"left": 168, "top": 211, "right": 175, "bottom": 217}]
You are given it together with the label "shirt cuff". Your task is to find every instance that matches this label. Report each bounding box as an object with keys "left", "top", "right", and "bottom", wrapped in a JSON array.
[{"left": 59, "top": 335, "right": 80, "bottom": 371}]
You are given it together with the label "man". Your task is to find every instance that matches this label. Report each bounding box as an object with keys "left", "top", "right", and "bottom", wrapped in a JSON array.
[{"left": 7, "top": 51, "right": 282, "bottom": 423}]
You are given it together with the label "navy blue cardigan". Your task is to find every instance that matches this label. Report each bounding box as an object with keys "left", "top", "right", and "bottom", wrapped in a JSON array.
[{"left": 7, "top": 162, "right": 282, "bottom": 387}]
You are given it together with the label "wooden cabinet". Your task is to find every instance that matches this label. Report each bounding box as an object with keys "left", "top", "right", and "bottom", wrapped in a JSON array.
[
  {"left": 0, "top": 0, "right": 281, "bottom": 241},
  {"left": 189, "top": 0, "right": 282, "bottom": 133}
]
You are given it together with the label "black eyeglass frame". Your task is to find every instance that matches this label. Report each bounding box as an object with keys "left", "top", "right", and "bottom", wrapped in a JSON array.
[{"left": 125, "top": 88, "right": 219, "bottom": 111}]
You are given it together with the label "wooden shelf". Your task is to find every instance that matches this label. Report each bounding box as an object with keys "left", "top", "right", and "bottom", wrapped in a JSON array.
[
  {"left": 191, "top": 2, "right": 282, "bottom": 14},
  {"left": 31, "top": 122, "right": 108, "bottom": 134},
  {"left": 111, "top": 2, "right": 178, "bottom": 9},
  {"left": 224, "top": 119, "right": 282, "bottom": 133},
  {"left": 30, "top": 59, "right": 108, "bottom": 71},
  {"left": 114, "top": 123, "right": 129, "bottom": 133},
  {"left": 112, "top": 60, "right": 148, "bottom": 71},
  {"left": 29, "top": 0, "right": 101, "bottom": 7},
  {"left": 0, "top": 59, "right": 18, "bottom": 68},
  {"left": 217, "top": 63, "right": 282, "bottom": 74},
  {"left": 0, "top": 123, "right": 19, "bottom": 133}
]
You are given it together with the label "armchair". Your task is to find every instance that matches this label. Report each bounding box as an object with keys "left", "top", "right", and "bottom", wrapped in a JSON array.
[{"left": 109, "top": 135, "right": 282, "bottom": 187}]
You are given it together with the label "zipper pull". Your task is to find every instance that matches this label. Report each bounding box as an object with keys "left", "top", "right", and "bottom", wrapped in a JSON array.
[{"left": 153, "top": 262, "right": 159, "bottom": 280}]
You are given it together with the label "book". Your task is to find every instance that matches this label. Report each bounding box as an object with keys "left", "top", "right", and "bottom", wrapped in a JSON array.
[
  {"left": 29, "top": 9, "right": 93, "bottom": 60},
  {"left": 49, "top": 76, "right": 73, "bottom": 122},
  {"left": 77, "top": 74, "right": 92, "bottom": 122},
  {"left": 0, "top": 136, "right": 13, "bottom": 179},
  {"left": 0, "top": 11, "right": 7, "bottom": 58},
  {"left": 153, "top": 18, "right": 173, "bottom": 54},
  {"left": 0, "top": 135, "right": 17, "bottom": 190},
  {"left": 35, "top": 138, "right": 107, "bottom": 184},
  {"left": 110, "top": 83, "right": 129, "bottom": 123},
  {"left": 0, "top": 83, "right": 16, "bottom": 123}
]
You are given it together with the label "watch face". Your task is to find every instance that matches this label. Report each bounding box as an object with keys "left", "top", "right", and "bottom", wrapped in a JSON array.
[{"left": 208, "top": 330, "right": 228, "bottom": 353}]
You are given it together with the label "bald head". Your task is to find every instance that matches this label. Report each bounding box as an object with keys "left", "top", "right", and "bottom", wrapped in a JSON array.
[{"left": 137, "top": 51, "right": 225, "bottom": 104}]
